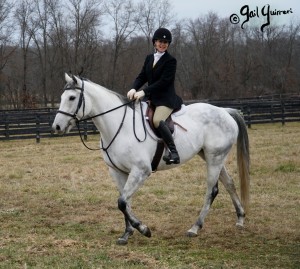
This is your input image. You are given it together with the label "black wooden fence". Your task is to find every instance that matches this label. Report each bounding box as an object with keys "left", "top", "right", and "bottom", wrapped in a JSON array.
[
  {"left": 0, "top": 97, "right": 299, "bottom": 142},
  {"left": 0, "top": 108, "right": 98, "bottom": 142},
  {"left": 206, "top": 97, "right": 300, "bottom": 128}
]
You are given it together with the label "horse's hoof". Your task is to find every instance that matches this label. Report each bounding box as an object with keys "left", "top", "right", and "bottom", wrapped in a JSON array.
[
  {"left": 143, "top": 227, "right": 152, "bottom": 238},
  {"left": 186, "top": 225, "right": 199, "bottom": 237},
  {"left": 235, "top": 223, "right": 244, "bottom": 229},
  {"left": 116, "top": 238, "right": 128, "bottom": 245},
  {"left": 140, "top": 225, "right": 151, "bottom": 238},
  {"left": 186, "top": 231, "right": 198, "bottom": 237}
]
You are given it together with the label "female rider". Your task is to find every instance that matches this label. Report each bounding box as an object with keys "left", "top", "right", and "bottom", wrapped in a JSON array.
[{"left": 127, "top": 28, "right": 183, "bottom": 164}]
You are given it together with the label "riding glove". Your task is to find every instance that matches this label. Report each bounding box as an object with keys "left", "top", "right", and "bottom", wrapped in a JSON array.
[
  {"left": 127, "top": 89, "right": 136, "bottom": 100},
  {"left": 134, "top": 90, "right": 145, "bottom": 101}
]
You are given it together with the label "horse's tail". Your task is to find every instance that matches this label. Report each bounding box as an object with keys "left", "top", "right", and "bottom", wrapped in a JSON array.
[{"left": 226, "top": 108, "right": 250, "bottom": 213}]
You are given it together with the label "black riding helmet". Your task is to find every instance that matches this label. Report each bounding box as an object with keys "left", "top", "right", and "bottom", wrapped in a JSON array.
[{"left": 152, "top": 28, "right": 172, "bottom": 44}]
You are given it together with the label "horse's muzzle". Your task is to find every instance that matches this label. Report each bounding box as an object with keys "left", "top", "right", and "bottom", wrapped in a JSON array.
[
  {"left": 52, "top": 123, "right": 64, "bottom": 134},
  {"left": 54, "top": 124, "right": 61, "bottom": 132},
  {"left": 52, "top": 119, "right": 75, "bottom": 135}
]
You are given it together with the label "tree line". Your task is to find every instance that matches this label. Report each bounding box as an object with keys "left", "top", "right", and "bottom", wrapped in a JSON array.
[{"left": 0, "top": 0, "right": 299, "bottom": 109}]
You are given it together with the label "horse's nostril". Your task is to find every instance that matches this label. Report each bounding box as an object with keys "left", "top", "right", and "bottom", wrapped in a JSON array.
[{"left": 56, "top": 124, "right": 61, "bottom": 131}]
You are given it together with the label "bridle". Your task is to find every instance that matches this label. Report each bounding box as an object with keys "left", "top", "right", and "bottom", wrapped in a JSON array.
[
  {"left": 57, "top": 80, "right": 86, "bottom": 120},
  {"left": 56, "top": 78, "right": 147, "bottom": 173}
]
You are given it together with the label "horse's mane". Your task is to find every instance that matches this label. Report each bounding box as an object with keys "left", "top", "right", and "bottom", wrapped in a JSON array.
[
  {"left": 83, "top": 77, "right": 130, "bottom": 105},
  {"left": 109, "top": 90, "right": 130, "bottom": 105}
]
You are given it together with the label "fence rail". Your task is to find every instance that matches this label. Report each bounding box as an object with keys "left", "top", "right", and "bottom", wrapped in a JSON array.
[
  {"left": 0, "top": 108, "right": 98, "bottom": 142},
  {"left": 0, "top": 97, "right": 299, "bottom": 142},
  {"left": 204, "top": 98, "right": 300, "bottom": 128}
]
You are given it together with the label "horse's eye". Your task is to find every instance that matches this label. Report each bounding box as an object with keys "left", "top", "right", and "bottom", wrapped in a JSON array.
[{"left": 69, "top": 96, "right": 76, "bottom": 101}]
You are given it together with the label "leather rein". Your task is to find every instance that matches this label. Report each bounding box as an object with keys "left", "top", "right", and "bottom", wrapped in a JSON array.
[{"left": 56, "top": 79, "right": 147, "bottom": 173}]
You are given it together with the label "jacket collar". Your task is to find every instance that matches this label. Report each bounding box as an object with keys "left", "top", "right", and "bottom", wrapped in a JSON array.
[{"left": 152, "top": 51, "right": 168, "bottom": 68}]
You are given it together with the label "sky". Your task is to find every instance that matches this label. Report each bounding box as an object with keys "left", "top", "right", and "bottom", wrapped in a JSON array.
[{"left": 170, "top": 0, "right": 299, "bottom": 26}]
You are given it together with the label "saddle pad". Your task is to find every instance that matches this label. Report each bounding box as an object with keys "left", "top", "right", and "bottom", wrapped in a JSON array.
[{"left": 172, "top": 104, "right": 187, "bottom": 117}]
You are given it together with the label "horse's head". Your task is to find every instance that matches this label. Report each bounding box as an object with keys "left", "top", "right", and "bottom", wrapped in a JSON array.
[{"left": 52, "top": 73, "right": 87, "bottom": 134}]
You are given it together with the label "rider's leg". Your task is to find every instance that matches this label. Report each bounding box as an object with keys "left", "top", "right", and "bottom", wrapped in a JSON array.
[
  {"left": 153, "top": 106, "right": 180, "bottom": 165},
  {"left": 153, "top": 106, "right": 173, "bottom": 129}
]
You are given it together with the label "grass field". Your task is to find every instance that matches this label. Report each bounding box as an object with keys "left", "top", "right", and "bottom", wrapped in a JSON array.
[{"left": 0, "top": 123, "right": 299, "bottom": 269}]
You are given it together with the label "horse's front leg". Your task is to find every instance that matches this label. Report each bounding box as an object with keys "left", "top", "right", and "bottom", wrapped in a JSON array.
[
  {"left": 108, "top": 168, "right": 135, "bottom": 245},
  {"left": 118, "top": 166, "right": 152, "bottom": 239},
  {"left": 117, "top": 216, "right": 134, "bottom": 245},
  {"left": 118, "top": 196, "right": 151, "bottom": 238}
]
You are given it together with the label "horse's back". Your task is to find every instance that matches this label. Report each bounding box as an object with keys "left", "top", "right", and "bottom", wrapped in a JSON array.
[
  {"left": 182, "top": 102, "right": 238, "bottom": 132},
  {"left": 174, "top": 102, "right": 239, "bottom": 156}
]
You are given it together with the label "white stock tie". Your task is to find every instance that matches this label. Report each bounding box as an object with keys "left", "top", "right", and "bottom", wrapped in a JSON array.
[{"left": 153, "top": 52, "right": 165, "bottom": 67}]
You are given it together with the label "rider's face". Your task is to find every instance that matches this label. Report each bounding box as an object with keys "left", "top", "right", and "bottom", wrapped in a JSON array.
[{"left": 154, "top": 40, "right": 169, "bottom": 53}]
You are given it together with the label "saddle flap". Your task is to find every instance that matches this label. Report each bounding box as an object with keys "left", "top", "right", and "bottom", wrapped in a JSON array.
[{"left": 145, "top": 101, "right": 175, "bottom": 137}]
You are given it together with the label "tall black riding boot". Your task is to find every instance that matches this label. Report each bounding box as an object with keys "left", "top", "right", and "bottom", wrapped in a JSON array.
[{"left": 157, "top": 120, "right": 180, "bottom": 165}]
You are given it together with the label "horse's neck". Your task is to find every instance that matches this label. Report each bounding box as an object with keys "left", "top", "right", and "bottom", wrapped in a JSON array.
[
  {"left": 88, "top": 84, "right": 122, "bottom": 113},
  {"left": 86, "top": 84, "right": 128, "bottom": 140}
]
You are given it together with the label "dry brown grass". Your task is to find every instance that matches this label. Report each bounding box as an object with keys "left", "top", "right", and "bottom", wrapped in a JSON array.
[{"left": 0, "top": 123, "right": 299, "bottom": 268}]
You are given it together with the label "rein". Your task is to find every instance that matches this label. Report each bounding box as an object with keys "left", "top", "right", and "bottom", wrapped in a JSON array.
[
  {"left": 56, "top": 78, "right": 147, "bottom": 172},
  {"left": 75, "top": 100, "right": 147, "bottom": 151}
]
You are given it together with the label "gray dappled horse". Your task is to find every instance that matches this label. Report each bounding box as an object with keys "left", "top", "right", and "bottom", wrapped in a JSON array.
[{"left": 52, "top": 74, "right": 250, "bottom": 245}]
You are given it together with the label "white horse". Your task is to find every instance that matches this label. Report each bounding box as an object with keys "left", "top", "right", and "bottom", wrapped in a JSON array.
[{"left": 52, "top": 73, "right": 250, "bottom": 245}]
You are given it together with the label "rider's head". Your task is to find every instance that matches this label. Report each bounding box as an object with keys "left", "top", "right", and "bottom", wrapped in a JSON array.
[{"left": 152, "top": 28, "right": 172, "bottom": 53}]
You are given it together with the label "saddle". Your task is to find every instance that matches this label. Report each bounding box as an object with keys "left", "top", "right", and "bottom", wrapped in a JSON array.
[
  {"left": 145, "top": 101, "right": 185, "bottom": 172},
  {"left": 145, "top": 101, "right": 178, "bottom": 137}
]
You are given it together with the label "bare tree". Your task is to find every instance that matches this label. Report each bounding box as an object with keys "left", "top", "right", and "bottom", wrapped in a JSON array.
[
  {"left": 170, "top": 21, "right": 193, "bottom": 99},
  {"left": 215, "top": 18, "right": 240, "bottom": 97},
  {"left": 28, "top": 0, "right": 51, "bottom": 106},
  {"left": 15, "top": 0, "right": 36, "bottom": 108},
  {"left": 66, "top": 0, "right": 104, "bottom": 74},
  {"left": 36, "top": 0, "right": 104, "bottom": 105},
  {"left": 0, "top": 0, "right": 16, "bottom": 106},
  {"left": 45, "top": 0, "right": 68, "bottom": 106},
  {"left": 186, "top": 12, "right": 220, "bottom": 98},
  {"left": 1, "top": 4, "right": 299, "bottom": 109},
  {"left": 104, "top": 0, "right": 138, "bottom": 90},
  {"left": 136, "top": 0, "right": 174, "bottom": 50},
  {"left": 278, "top": 22, "right": 300, "bottom": 94},
  {"left": 0, "top": 0, "right": 16, "bottom": 71}
]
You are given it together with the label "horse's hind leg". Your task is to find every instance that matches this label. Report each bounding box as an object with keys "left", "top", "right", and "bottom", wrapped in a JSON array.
[
  {"left": 187, "top": 162, "right": 222, "bottom": 237},
  {"left": 219, "top": 166, "right": 245, "bottom": 227}
]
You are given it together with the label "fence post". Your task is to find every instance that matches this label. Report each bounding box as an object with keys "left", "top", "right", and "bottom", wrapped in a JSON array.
[
  {"left": 271, "top": 102, "right": 274, "bottom": 122},
  {"left": 84, "top": 120, "right": 88, "bottom": 141},
  {"left": 281, "top": 100, "right": 285, "bottom": 126},
  {"left": 49, "top": 112, "right": 54, "bottom": 136},
  {"left": 36, "top": 114, "right": 40, "bottom": 143},
  {"left": 4, "top": 113, "right": 9, "bottom": 139},
  {"left": 247, "top": 105, "right": 251, "bottom": 128}
]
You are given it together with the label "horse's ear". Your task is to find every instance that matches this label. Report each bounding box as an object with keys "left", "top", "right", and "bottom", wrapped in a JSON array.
[{"left": 65, "top": 73, "right": 73, "bottom": 84}]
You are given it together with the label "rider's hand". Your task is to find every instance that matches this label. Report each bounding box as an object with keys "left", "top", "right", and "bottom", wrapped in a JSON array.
[
  {"left": 134, "top": 90, "right": 145, "bottom": 101},
  {"left": 127, "top": 89, "right": 136, "bottom": 100}
]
